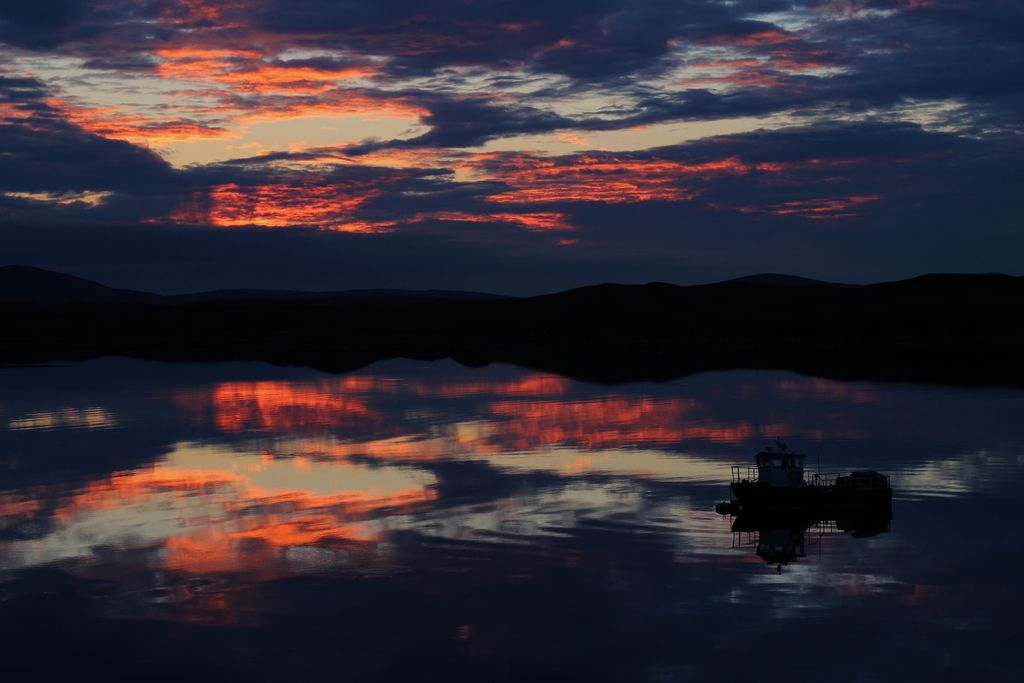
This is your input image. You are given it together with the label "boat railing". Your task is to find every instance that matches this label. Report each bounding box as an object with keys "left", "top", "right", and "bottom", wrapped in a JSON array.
[
  {"left": 807, "top": 471, "right": 842, "bottom": 487},
  {"left": 732, "top": 467, "right": 849, "bottom": 487},
  {"left": 812, "top": 471, "right": 891, "bottom": 488},
  {"left": 731, "top": 465, "right": 758, "bottom": 484}
]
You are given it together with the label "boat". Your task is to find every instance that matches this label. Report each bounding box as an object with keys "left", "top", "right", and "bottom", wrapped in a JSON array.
[{"left": 725, "top": 439, "right": 892, "bottom": 514}]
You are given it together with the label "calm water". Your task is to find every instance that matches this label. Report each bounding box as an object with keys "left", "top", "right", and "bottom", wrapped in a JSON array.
[{"left": 1, "top": 358, "right": 1022, "bottom": 682}]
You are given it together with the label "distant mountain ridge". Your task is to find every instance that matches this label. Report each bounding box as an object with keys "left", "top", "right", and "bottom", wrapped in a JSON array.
[
  {"left": 0, "top": 265, "right": 507, "bottom": 303},
  {"left": 724, "top": 273, "right": 852, "bottom": 287},
  {"left": 1, "top": 264, "right": 1019, "bottom": 305},
  {"left": 3, "top": 264, "right": 1023, "bottom": 387},
  {"left": 0, "top": 265, "right": 159, "bottom": 304},
  {"left": 168, "top": 288, "right": 509, "bottom": 302}
]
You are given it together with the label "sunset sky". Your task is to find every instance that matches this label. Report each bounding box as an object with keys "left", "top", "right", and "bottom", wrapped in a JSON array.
[{"left": 1, "top": 1, "right": 1021, "bottom": 293}]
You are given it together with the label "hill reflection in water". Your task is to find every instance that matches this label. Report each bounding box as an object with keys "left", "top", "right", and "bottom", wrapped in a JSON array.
[{"left": 1, "top": 358, "right": 1022, "bottom": 681}]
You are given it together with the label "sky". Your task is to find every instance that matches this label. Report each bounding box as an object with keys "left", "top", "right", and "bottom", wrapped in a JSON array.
[{"left": 0, "top": 0, "right": 1021, "bottom": 294}]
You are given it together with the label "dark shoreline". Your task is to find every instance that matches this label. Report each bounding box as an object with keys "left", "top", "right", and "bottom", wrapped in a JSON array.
[
  {"left": 3, "top": 273, "right": 1022, "bottom": 387},
  {"left": 3, "top": 328, "right": 1021, "bottom": 388}
]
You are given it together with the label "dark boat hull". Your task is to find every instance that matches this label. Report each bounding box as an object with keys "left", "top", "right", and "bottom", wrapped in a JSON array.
[{"left": 730, "top": 481, "right": 892, "bottom": 513}]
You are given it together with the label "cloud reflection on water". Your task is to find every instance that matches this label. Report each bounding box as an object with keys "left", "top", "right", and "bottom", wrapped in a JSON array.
[{"left": 1, "top": 359, "right": 1023, "bottom": 680}]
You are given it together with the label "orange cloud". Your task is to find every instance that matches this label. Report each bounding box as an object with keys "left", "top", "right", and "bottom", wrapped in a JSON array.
[
  {"left": 155, "top": 47, "right": 379, "bottom": 94},
  {"left": 163, "top": 181, "right": 398, "bottom": 233},
  {"left": 736, "top": 194, "right": 881, "bottom": 220},
  {"left": 477, "top": 154, "right": 758, "bottom": 204},
  {"left": 415, "top": 210, "right": 573, "bottom": 231}
]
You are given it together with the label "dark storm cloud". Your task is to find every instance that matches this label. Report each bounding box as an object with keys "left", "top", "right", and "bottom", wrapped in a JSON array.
[
  {"left": 0, "top": 2, "right": 178, "bottom": 53},
  {"left": 0, "top": 77, "right": 173, "bottom": 197},
  {"left": 252, "top": 0, "right": 696, "bottom": 78},
  {"left": 346, "top": 0, "right": 1022, "bottom": 154},
  {"left": 0, "top": 74, "right": 53, "bottom": 113},
  {"left": 344, "top": 95, "right": 577, "bottom": 152},
  {"left": 801, "top": 2, "right": 1024, "bottom": 125},
  {"left": 310, "top": 2, "right": 1021, "bottom": 154},
  {"left": 79, "top": 53, "right": 161, "bottom": 71},
  {"left": 0, "top": 1, "right": 89, "bottom": 50}
]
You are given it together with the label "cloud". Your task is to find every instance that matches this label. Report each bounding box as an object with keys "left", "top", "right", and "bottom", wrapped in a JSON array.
[
  {"left": 0, "top": 1, "right": 89, "bottom": 50},
  {"left": 4, "top": 1, "right": 1019, "bottom": 152},
  {"left": 1, "top": 1, "right": 1022, "bottom": 290},
  {"left": 3, "top": 117, "right": 1021, "bottom": 293},
  {"left": 0, "top": 76, "right": 180, "bottom": 219}
]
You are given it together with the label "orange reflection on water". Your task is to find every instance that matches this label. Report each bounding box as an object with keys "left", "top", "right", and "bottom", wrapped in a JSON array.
[
  {"left": 175, "top": 374, "right": 795, "bottom": 456},
  {"left": 163, "top": 480, "right": 433, "bottom": 574},
  {"left": 418, "top": 373, "right": 570, "bottom": 398},
  {"left": 486, "top": 397, "right": 771, "bottom": 449},
  {"left": 176, "top": 378, "right": 385, "bottom": 432},
  {"left": 20, "top": 445, "right": 438, "bottom": 576},
  {"left": 177, "top": 373, "right": 572, "bottom": 433},
  {"left": 775, "top": 377, "right": 882, "bottom": 404}
]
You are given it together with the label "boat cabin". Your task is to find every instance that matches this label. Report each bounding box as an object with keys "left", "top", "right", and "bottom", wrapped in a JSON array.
[{"left": 755, "top": 450, "right": 806, "bottom": 488}]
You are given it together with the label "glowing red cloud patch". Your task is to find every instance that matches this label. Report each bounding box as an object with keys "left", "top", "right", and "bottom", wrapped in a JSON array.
[
  {"left": 736, "top": 194, "right": 881, "bottom": 220},
  {"left": 164, "top": 180, "right": 398, "bottom": 233},
  {"left": 56, "top": 105, "right": 232, "bottom": 144},
  {"left": 160, "top": 0, "right": 244, "bottom": 27},
  {"left": 54, "top": 49, "right": 424, "bottom": 148},
  {"left": 418, "top": 373, "right": 570, "bottom": 398},
  {"left": 476, "top": 153, "right": 757, "bottom": 204},
  {"left": 47, "top": 95, "right": 237, "bottom": 144},
  {"left": 688, "top": 59, "right": 764, "bottom": 70},
  {"left": 680, "top": 70, "right": 797, "bottom": 90},
  {"left": 491, "top": 212, "right": 572, "bottom": 231},
  {"left": 416, "top": 211, "right": 573, "bottom": 231},
  {"left": 155, "top": 47, "right": 379, "bottom": 94},
  {"left": 715, "top": 30, "right": 801, "bottom": 47}
]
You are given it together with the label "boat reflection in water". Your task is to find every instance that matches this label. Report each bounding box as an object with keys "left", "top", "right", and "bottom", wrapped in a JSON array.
[
  {"left": 719, "top": 440, "right": 894, "bottom": 570},
  {"left": 728, "top": 509, "right": 893, "bottom": 571}
]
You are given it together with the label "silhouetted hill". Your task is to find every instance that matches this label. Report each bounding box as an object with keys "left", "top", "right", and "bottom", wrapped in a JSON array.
[
  {"left": 2, "top": 267, "right": 1022, "bottom": 387},
  {"left": 169, "top": 288, "right": 508, "bottom": 303},
  {"left": 0, "top": 265, "right": 158, "bottom": 304},
  {"left": 725, "top": 273, "right": 848, "bottom": 287},
  {"left": 0, "top": 266, "right": 507, "bottom": 304}
]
